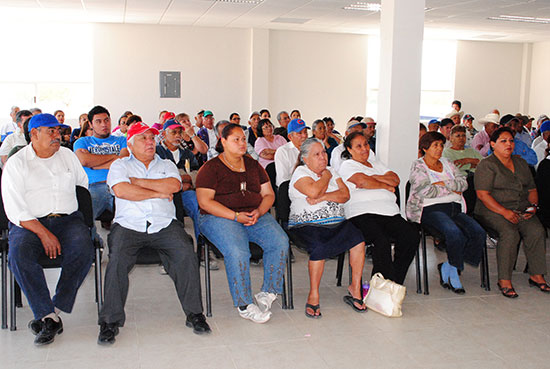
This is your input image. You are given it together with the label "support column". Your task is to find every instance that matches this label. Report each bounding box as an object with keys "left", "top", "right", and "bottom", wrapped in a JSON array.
[
  {"left": 376, "top": 0, "right": 425, "bottom": 204},
  {"left": 249, "top": 28, "right": 270, "bottom": 113}
]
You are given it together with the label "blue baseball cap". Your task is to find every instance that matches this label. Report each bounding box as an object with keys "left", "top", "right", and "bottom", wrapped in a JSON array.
[
  {"left": 28, "top": 113, "right": 64, "bottom": 133},
  {"left": 288, "top": 119, "right": 310, "bottom": 134},
  {"left": 540, "top": 120, "right": 550, "bottom": 134},
  {"left": 163, "top": 119, "right": 182, "bottom": 131},
  {"left": 428, "top": 119, "right": 440, "bottom": 125}
]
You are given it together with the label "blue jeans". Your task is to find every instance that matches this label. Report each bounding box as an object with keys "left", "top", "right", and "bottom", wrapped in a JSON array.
[
  {"left": 8, "top": 212, "right": 93, "bottom": 320},
  {"left": 198, "top": 213, "right": 288, "bottom": 307},
  {"left": 89, "top": 182, "right": 114, "bottom": 241},
  {"left": 181, "top": 190, "right": 200, "bottom": 242},
  {"left": 421, "top": 203, "right": 485, "bottom": 270}
]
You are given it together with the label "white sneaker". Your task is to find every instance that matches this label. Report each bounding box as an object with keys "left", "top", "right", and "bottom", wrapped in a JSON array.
[
  {"left": 237, "top": 304, "right": 271, "bottom": 323},
  {"left": 254, "top": 292, "right": 277, "bottom": 313},
  {"left": 159, "top": 265, "right": 168, "bottom": 275}
]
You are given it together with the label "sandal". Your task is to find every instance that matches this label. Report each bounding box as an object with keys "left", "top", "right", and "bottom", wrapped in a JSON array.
[
  {"left": 497, "top": 282, "right": 519, "bottom": 298},
  {"left": 343, "top": 295, "right": 367, "bottom": 313},
  {"left": 528, "top": 278, "right": 550, "bottom": 293},
  {"left": 305, "top": 303, "right": 322, "bottom": 319}
]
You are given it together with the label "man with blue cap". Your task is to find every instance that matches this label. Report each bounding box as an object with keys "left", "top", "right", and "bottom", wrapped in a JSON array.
[
  {"left": 274, "top": 118, "right": 310, "bottom": 187},
  {"left": 1, "top": 113, "right": 92, "bottom": 346}
]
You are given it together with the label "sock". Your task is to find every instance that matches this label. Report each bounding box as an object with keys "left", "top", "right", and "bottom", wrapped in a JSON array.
[
  {"left": 54, "top": 307, "right": 61, "bottom": 315},
  {"left": 441, "top": 262, "right": 451, "bottom": 284},
  {"left": 42, "top": 312, "right": 59, "bottom": 322},
  {"left": 446, "top": 262, "right": 463, "bottom": 289},
  {"left": 238, "top": 305, "right": 249, "bottom": 311}
]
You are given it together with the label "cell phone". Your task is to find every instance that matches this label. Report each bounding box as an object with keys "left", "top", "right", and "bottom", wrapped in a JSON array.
[{"left": 525, "top": 206, "right": 536, "bottom": 213}]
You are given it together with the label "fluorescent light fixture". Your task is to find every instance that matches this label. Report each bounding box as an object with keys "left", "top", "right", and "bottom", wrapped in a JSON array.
[
  {"left": 488, "top": 15, "right": 550, "bottom": 24},
  {"left": 209, "top": 0, "right": 264, "bottom": 3},
  {"left": 343, "top": 2, "right": 381, "bottom": 12}
]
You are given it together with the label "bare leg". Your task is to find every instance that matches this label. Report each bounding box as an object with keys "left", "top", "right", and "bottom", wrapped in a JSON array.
[
  {"left": 348, "top": 242, "right": 366, "bottom": 309},
  {"left": 307, "top": 260, "right": 325, "bottom": 317}
]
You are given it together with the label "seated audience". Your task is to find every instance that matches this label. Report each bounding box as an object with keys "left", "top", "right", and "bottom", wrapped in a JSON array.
[
  {"left": 196, "top": 124, "right": 288, "bottom": 323},
  {"left": 98, "top": 123, "right": 210, "bottom": 344},
  {"left": 152, "top": 111, "right": 171, "bottom": 131},
  {"left": 340, "top": 132, "right": 418, "bottom": 285},
  {"left": 53, "top": 110, "right": 65, "bottom": 125},
  {"left": 311, "top": 119, "right": 338, "bottom": 161},
  {"left": 362, "top": 117, "right": 377, "bottom": 152},
  {"left": 2, "top": 113, "right": 92, "bottom": 346},
  {"left": 407, "top": 131, "right": 485, "bottom": 294},
  {"left": 445, "top": 110, "right": 462, "bottom": 125},
  {"left": 197, "top": 110, "right": 217, "bottom": 161},
  {"left": 229, "top": 112, "right": 241, "bottom": 125},
  {"left": 70, "top": 113, "right": 89, "bottom": 144},
  {"left": 323, "top": 116, "right": 342, "bottom": 144},
  {"left": 439, "top": 118, "right": 454, "bottom": 147},
  {"left": 1, "top": 106, "right": 19, "bottom": 141},
  {"left": 451, "top": 100, "right": 463, "bottom": 116},
  {"left": 111, "top": 114, "right": 129, "bottom": 137},
  {"left": 533, "top": 120, "right": 550, "bottom": 168},
  {"left": 515, "top": 115, "right": 533, "bottom": 147},
  {"left": 289, "top": 138, "right": 366, "bottom": 317},
  {"left": 472, "top": 113, "right": 499, "bottom": 157},
  {"left": 7, "top": 118, "right": 31, "bottom": 158},
  {"left": 492, "top": 115, "right": 537, "bottom": 167},
  {"left": 60, "top": 125, "right": 72, "bottom": 149},
  {"left": 462, "top": 114, "right": 477, "bottom": 147},
  {"left": 77, "top": 120, "right": 93, "bottom": 139},
  {"left": 475, "top": 127, "right": 549, "bottom": 298},
  {"left": 254, "top": 119, "right": 287, "bottom": 168},
  {"left": 427, "top": 119, "right": 440, "bottom": 132},
  {"left": 73, "top": 106, "right": 129, "bottom": 232},
  {"left": 0, "top": 109, "right": 32, "bottom": 164},
  {"left": 536, "top": 150, "right": 550, "bottom": 228},
  {"left": 194, "top": 110, "right": 204, "bottom": 133},
  {"left": 443, "top": 125, "right": 483, "bottom": 176},
  {"left": 275, "top": 119, "right": 310, "bottom": 187},
  {"left": 246, "top": 111, "right": 260, "bottom": 148},
  {"left": 274, "top": 110, "right": 290, "bottom": 141},
  {"left": 30, "top": 107, "right": 42, "bottom": 116},
  {"left": 175, "top": 113, "right": 208, "bottom": 155},
  {"left": 290, "top": 109, "right": 301, "bottom": 119},
  {"left": 330, "top": 119, "right": 371, "bottom": 172},
  {"left": 260, "top": 109, "right": 271, "bottom": 120},
  {"left": 531, "top": 115, "right": 549, "bottom": 146}
]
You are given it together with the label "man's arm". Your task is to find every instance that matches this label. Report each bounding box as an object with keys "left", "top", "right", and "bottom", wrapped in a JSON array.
[
  {"left": 20, "top": 219, "right": 61, "bottom": 259},
  {"left": 111, "top": 182, "right": 173, "bottom": 201},
  {"left": 129, "top": 177, "right": 181, "bottom": 195},
  {"left": 75, "top": 147, "right": 129, "bottom": 169}
]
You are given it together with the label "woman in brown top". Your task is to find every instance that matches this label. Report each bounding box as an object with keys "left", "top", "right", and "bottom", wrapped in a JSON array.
[
  {"left": 475, "top": 127, "right": 549, "bottom": 298},
  {"left": 196, "top": 124, "right": 289, "bottom": 323}
]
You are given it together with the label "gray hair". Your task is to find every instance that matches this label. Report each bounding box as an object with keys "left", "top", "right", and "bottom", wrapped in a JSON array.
[
  {"left": 215, "top": 120, "right": 230, "bottom": 136},
  {"left": 311, "top": 119, "right": 325, "bottom": 132},
  {"left": 277, "top": 111, "right": 288, "bottom": 122},
  {"left": 10, "top": 106, "right": 19, "bottom": 114},
  {"left": 30, "top": 108, "right": 42, "bottom": 114},
  {"left": 299, "top": 137, "right": 325, "bottom": 165}
]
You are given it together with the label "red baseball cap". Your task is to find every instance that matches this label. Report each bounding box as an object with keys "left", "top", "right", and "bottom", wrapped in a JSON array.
[
  {"left": 163, "top": 112, "right": 175, "bottom": 121},
  {"left": 127, "top": 122, "right": 159, "bottom": 141}
]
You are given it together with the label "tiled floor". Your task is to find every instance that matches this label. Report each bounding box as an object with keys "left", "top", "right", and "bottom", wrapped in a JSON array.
[{"left": 2, "top": 224, "right": 550, "bottom": 369}]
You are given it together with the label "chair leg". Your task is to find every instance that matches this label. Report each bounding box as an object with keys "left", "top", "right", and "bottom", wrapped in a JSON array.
[
  {"left": 281, "top": 276, "right": 288, "bottom": 309},
  {"left": 335, "top": 252, "right": 345, "bottom": 286},
  {"left": 1, "top": 245, "right": 7, "bottom": 329},
  {"left": 415, "top": 246, "right": 422, "bottom": 294},
  {"left": 95, "top": 246, "right": 103, "bottom": 315},
  {"left": 421, "top": 228, "right": 429, "bottom": 295},
  {"left": 9, "top": 270, "right": 16, "bottom": 331},
  {"left": 480, "top": 246, "right": 486, "bottom": 289},
  {"left": 348, "top": 250, "right": 352, "bottom": 286},
  {"left": 484, "top": 244, "right": 490, "bottom": 291},
  {"left": 286, "top": 246, "right": 293, "bottom": 309},
  {"left": 204, "top": 240, "right": 212, "bottom": 318}
]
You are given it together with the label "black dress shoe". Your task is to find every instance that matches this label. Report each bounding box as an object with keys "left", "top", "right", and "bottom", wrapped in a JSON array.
[
  {"left": 437, "top": 263, "right": 450, "bottom": 290},
  {"left": 98, "top": 322, "right": 119, "bottom": 345},
  {"left": 186, "top": 313, "right": 211, "bottom": 335},
  {"left": 34, "top": 317, "right": 63, "bottom": 346},
  {"left": 28, "top": 319, "right": 43, "bottom": 336},
  {"left": 449, "top": 284, "right": 466, "bottom": 294}
]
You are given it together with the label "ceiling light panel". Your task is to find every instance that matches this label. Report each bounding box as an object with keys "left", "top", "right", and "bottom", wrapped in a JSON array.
[{"left": 488, "top": 14, "right": 550, "bottom": 24}]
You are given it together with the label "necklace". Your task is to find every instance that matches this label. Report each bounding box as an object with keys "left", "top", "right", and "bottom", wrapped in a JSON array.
[{"left": 222, "top": 153, "right": 245, "bottom": 172}]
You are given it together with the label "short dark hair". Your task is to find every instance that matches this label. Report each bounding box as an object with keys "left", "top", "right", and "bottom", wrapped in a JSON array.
[
  {"left": 419, "top": 123, "right": 427, "bottom": 132},
  {"left": 15, "top": 110, "right": 32, "bottom": 124},
  {"left": 22, "top": 116, "right": 32, "bottom": 143},
  {"left": 452, "top": 100, "right": 462, "bottom": 109},
  {"left": 256, "top": 119, "right": 273, "bottom": 137},
  {"left": 229, "top": 112, "right": 240, "bottom": 121},
  {"left": 259, "top": 109, "right": 270, "bottom": 117},
  {"left": 215, "top": 123, "right": 243, "bottom": 154},
  {"left": 291, "top": 109, "right": 301, "bottom": 117},
  {"left": 450, "top": 125, "right": 466, "bottom": 135},
  {"left": 323, "top": 116, "right": 334, "bottom": 125},
  {"left": 126, "top": 115, "right": 142, "bottom": 127},
  {"left": 88, "top": 105, "right": 110, "bottom": 123},
  {"left": 440, "top": 118, "right": 454, "bottom": 128},
  {"left": 341, "top": 131, "right": 366, "bottom": 160},
  {"left": 490, "top": 126, "right": 514, "bottom": 143},
  {"left": 419, "top": 131, "right": 446, "bottom": 156},
  {"left": 53, "top": 109, "right": 64, "bottom": 116}
]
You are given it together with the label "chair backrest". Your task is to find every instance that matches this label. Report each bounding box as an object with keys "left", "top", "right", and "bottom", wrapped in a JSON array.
[
  {"left": 76, "top": 186, "right": 94, "bottom": 228},
  {"left": 276, "top": 180, "right": 291, "bottom": 223},
  {"left": 394, "top": 185, "right": 401, "bottom": 210},
  {"left": 0, "top": 168, "right": 9, "bottom": 231},
  {"left": 173, "top": 191, "right": 185, "bottom": 222}
]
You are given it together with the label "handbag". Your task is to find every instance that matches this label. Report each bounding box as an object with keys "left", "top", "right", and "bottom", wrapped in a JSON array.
[{"left": 364, "top": 273, "right": 406, "bottom": 317}]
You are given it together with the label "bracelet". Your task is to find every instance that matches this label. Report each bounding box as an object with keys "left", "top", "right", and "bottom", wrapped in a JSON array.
[{"left": 234, "top": 212, "right": 239, "bottom": 221}]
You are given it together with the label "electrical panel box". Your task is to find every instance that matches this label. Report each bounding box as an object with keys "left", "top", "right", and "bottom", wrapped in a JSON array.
[{"left": 159, "top": 71, "right": 181, "bottom": 98}]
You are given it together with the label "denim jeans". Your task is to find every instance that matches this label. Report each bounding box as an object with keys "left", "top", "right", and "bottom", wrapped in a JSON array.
[
  {"left": 89, "top": 181, "right": 114, "bottom": 242},
  {"left": 421, "top": 202, "right": 485, "bottom": 270},
  {"left": 198, "top": 213, "right": 288, "bottom": 307},
  {"left": 8, "top": 212, "right": 93, "bottom": 320},
  {"left": 180, "top": 190, "right": 200, "bottom": 242}
]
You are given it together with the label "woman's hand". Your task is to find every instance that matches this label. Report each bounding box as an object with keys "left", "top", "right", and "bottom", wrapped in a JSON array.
[
  {"left": 432, "top": 181, "right": 445, "bottom": 186},
  {"left": 240, "top": 209, "right": 260, "bottom": 226},
  {"left": 502, "top": 209, "right": 520, "bottom": 224},
  {"left": 321, "top": 169, "right": 332, "bottom": 180},
  {"left": 306, "top": 196, "right": 324, "bottom": 205}
]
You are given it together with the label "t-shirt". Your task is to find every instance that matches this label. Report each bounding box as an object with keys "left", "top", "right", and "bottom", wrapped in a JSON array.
[
  {"left": 73, "top": 135, "right": 127, "bottom": 184},
  {"left": 254, "top": 135, "right": 287, "bottom": 168},
  {"left": 195, "top": 155, "right": 269, "bottom": 214},
  {"left": 442, "top": 147, "right": 483, "bottom": 175},
  {"left": 339, "top": 159, "right": 399, "bottom": 219},
  {"left": 288, "top": 166, "right": 345, "bottom": 227}
]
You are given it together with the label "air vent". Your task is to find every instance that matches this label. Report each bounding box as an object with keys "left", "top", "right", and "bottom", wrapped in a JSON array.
[{"left": 271, "top": 17, "right": 311, "bottom": 24}]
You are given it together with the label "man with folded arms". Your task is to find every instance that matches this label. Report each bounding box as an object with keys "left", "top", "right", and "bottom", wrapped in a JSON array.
[
  {"left": 97, "top": 122, "right": 210, "bottom": 345},
  {"left": 2, "top": 113, "right": 92, "bottom": 346}
]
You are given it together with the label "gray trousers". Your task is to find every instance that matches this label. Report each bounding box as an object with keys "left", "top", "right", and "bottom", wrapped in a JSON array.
[
  {"left": 477, "top": 212, "right": 547, "bottom": 280},
  {"left": 98, "top": 220, "right": 203, "bottom": 326}
]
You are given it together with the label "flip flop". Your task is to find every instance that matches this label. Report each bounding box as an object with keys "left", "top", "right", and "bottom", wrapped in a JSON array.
[
  {"left": 343, "top": 295, "right": 367, "bottom": 313},
  {"left": 305, "top": 303, "right": 322, "bottom": 319}
]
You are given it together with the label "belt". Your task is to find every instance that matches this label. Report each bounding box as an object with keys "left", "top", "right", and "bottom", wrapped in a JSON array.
[{"left": 46, "top": 213, "right": 69, "bottom": 218}]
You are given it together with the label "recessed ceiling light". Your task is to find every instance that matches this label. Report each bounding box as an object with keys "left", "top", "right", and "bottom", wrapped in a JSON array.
[{"left": 488, "top": 15, "right": 550, "bottom": 24}]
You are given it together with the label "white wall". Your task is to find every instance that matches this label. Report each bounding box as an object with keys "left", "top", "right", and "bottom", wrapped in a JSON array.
[
  {"left": 454, "top": 40, "right": 525, "bottom": 120},
  {"left": 268, "top": 30, "right": 368, "bottom": 131},
  {"left": 528, "top": 41, "right": 550, "bottom": 119},
  {"left": 93, "top": 24, "right": 252, "bottom": 124}
]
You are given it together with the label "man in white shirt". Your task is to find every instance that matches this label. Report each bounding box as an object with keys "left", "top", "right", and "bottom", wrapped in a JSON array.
[
  {"left": 274, "top": 119, "right": 310, "bottom": 187},
  {"left": 0, "top": 109, "right": 33, "bottom": 164},
  {"left": 0, "top": 106, "right": 20, "bottom": 141},
  {"left": 98, "top": 122, "right": 210, "bottom": 345},
  {"left": 2, "top": 113, "right": 92, "bottom": 346},
  {"left": 331, "top": 119, "right": 374, "bottom": 173}
]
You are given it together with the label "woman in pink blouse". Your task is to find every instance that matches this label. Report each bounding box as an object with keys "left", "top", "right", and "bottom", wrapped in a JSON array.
[{"left": 254, "top": 119, "right": 287, "bottom": 168}]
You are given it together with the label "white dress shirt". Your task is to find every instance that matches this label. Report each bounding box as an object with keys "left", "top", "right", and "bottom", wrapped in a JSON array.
[
  {"left": 1, "top": 145, "right": 88, "bottom": 226},
  {"left": 107, "top": 154, "right": 181, "bottom": 234},
  {"left": 0, "top": 121, "right": 17, "bottom": 139},
  {"left": 274, "top": 141, "right": 300, "bottom": 187},
  {"left": 0, "top": 128, "right": 27, "bottom": 157}
]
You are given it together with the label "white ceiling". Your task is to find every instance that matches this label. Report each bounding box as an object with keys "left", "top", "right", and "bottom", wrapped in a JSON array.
[{"left": 1, "top": 0, "right": 550, "bottom": 42}]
